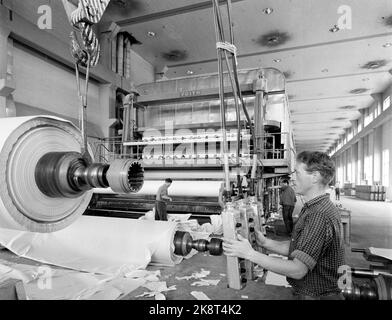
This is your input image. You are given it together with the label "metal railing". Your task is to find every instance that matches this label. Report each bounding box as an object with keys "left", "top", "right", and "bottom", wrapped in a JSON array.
[{"left": 89, "top": 131, "right": 293, "bottom": 163}]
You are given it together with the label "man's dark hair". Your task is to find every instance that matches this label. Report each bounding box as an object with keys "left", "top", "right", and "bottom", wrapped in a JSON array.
[
  {"left": 282, "top": 179, "right": 290, "bottom": 185},
  {"left": 165, "top": 178, "right": 173, "bottom": 183},
  {"left": 296, "top": 151, "right": 335, "bottom": 186}
]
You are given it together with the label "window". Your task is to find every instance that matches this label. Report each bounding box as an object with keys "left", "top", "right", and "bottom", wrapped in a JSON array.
[
  {"left": 358, "top": 117, "right": 363, "bottom": 132},
  {"left": 383, "top": 96, "right": 391, "bottom": 111},
  {"left": 376, "top": 101, "right": 381, "bottom": 117},
  {"left": 347, "top": 127, "right": 353, "bottom": 141},
  {"left": 364, "top": 107, "right": 373, "bottom": 126},
  {"left": 363, "top": 134, "right": 373, "bottom": 184},
  {"left": 382, "top": 149, "right": 389, "bottom": 187}
]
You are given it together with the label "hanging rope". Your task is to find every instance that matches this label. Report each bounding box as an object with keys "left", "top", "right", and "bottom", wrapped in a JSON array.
[
  {"left": 216, "top": 41, "right": 238, "bottom": 66},
  {"left": 211, "top": 0, "right": 261, "bottom": 200}
]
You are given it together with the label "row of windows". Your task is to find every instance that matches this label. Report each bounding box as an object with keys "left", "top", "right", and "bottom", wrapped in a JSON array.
[{"left": 329, "top": 94, "right": 391, "bottom": 156}]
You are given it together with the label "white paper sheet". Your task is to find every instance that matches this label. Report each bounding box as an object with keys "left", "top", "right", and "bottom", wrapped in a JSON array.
[
  {"left": 94, "top": 180, "right": 223, "bottom": 198},
  {"left": 191, "top": 291, "right": 211, "bottom": 300},
  {"left": 0, "top": 216, "right": 182, "bottom": 276},
  {"left": 369, "top": 247, "right": 392, "bottom": 261},
  {"left": 0, "top": 259, "right": 146, "bottom": 300}
]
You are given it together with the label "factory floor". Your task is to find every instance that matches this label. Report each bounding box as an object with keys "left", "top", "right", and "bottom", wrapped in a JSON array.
[
  {"left": 333, "top": 195, "right": 392, "bottom": 268},
  {"left": 0, "top": 195, "right": 391, "bottom": 300}
]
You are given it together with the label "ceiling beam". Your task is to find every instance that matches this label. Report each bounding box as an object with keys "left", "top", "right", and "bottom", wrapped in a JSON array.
[
  {"left": 286, "top": 70, "right": 389, "bottom": 84},
  {"left": 168, "top": 32, "right": 392, "bottom": 68},
  {"left": 289, "top": 94, "right": 371, "bottom": 103},
  {"left": 291, "top": 110, "right": 356, "bottom": 115},
  {"left": 116, "top": 0, "right": 245, "bottom": 26}
]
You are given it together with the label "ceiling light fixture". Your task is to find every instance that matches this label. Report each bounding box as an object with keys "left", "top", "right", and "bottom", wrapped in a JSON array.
[
  {"left": 321, "top": 68, "right": 329, "bottom": 73},
  {"left": 339, "top": 105, "right": 356, "bottom": 110},
  {"left": 383, "top": 43, "right": 392, "bottom": 48},
  {"left": 350, "top": 88, "right": 368, "bottom": 94},
  {"left": 329, "top": 25, "right": 340, "bottom": 33},
  {"left": 267, "top": 36, "right": 279, "bottom": 44},
  {"left": 368, "top": 62, "right": 381, "bottom": 69},
  {"left": 186, "top": 70, "right": 194, "bottom": 75},
  {"left": 273, "top": 59, "right": 281, "bottom": 63},
  {"left": 147, "top": 31, "right": 156, "bottom": 37},
  {"left": 262, "top": 8, "right": 273, "bottom": 15}
]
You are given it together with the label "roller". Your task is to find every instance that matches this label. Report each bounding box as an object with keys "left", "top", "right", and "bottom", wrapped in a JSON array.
[
  {"left": 94, "top": 180, "right": 224, "bottom": 198},
  {"left": 143, "top": 170, "right": 243, "bottom": 181},
  {"left": 0, "top": 116, "right": 144, "bottom": 232},
  {"left": 35, "top": 152, "right": 143, "bottom": 197},
  {"left": 174, "top": 231, "right": 223, "bottom": 256},
  {"left": 0, "top": 216, "right": 222, "bottom": 275}
]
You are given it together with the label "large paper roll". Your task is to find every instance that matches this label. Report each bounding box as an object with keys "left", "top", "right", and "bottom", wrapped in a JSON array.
[
  {"left": 0, "top": 216, "right": 182, "bottom": 275},
  {"left": 0, "top": 116, "right": 93, "bottom": 232},
  {"left": 94, "top": 180, "right": 224, "bottom": 198},
  {"left": 144, "top": 170, "right": 238, "bottom": 181}
]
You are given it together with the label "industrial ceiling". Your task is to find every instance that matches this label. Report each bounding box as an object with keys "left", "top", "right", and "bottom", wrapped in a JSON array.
[{"left": 10, "top": 0, "right": 392, "bottom": 153}]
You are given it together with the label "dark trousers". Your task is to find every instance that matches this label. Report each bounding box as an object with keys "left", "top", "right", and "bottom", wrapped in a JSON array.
[
  {"left": 335, "top": 188, "right": 340, "bottom": 200},
  {"left": 155, "top": 200, "right": 168, "bottom": 221},
  {"left": 282, "top": 205, "right": 294, "bottom": 234}
]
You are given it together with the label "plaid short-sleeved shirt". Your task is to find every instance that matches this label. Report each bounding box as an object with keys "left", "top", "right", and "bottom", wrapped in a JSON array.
[{"left": 287, "top": 194, "right": 345, "bottom": 296}]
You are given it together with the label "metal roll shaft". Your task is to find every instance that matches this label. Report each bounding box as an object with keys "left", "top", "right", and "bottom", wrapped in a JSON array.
[
  {"left": 173, "top": 231, "right": 223, "bottom": 256},
  {"left": 35, "top": 152, "right": 144, "bottom": 198}
]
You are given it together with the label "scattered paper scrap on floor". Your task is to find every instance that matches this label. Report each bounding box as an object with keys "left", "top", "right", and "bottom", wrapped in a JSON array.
[
  {"left": 191, "top": 279, "right": 220, "bottom": 287},
  {"left": 0, "top": 259, "right": 147, "bottom": 300},
  {"left": 135, "top": 281, "right": 177, "bottom": 300},
  {"left": 176, "top": 268, "right": 210, "bottom": 281},
  {"left": 191, "top": 291, "right": 211, "bottom": 300}
]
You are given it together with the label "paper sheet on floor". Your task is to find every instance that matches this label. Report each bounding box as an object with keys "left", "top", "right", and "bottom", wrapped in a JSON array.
[
  {"left": 175, "top": 268, "right": 211, "bottom": 281},
  {"left": 135, "top": 281, "right": 177, "bottom": 300},
  {"left": 191, "top": 291, "right": 211, "bottom": 300},
  {"left": 0, "top": 216, "right": 182, "bottom": 276},
  {"left": 0, "top": 259, "right": 146, "bottom": 300},
  {"left": 191, "top": 279, "right": 220, "bottom": 286}
]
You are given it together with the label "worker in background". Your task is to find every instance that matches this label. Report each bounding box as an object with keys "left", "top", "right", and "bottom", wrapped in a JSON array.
[
  {"left": 280, "top": 179, "right": 297, "bottom": 236},
  {"left": 155, "top": 178, "right": 173, "bottom": 221},
  {"left": 335, "top": 181, "right": 340, "bottom": 200},
  {"left": 223, "top": 151, "right": 345, "bottom": 300}
]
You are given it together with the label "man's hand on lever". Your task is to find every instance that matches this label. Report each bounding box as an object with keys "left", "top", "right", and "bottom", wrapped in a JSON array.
[
  {"left": 223, "top": 234, "right": 255, "bottom": 260},
  {"left": 255, "top": 229, "right": 268, "bottom": 248}
]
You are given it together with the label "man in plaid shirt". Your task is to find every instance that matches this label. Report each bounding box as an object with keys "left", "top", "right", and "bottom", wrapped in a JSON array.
[{"left": 223, "top": 151, "right": 346, "bottom": 299}]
